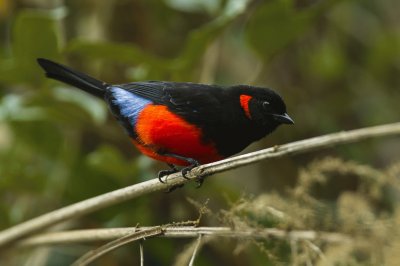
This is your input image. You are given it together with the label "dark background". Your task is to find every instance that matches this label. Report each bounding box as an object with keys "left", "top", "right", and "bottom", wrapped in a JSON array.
[{"left": 1, "top": 0, "right": 399, "bottom": 265}]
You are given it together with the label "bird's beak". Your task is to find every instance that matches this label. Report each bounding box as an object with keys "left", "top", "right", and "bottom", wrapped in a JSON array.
[{"left": 272, "top": 113, "right": 294, "bottom": 124}]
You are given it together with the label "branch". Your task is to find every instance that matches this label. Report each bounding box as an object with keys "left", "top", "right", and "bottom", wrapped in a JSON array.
[
  {"left": 19, "top": 227, "right": 352, "bottom": 247},
  {"left": 1, "top": 122, "right": 399, "bottom": 248},
  {"left": 189, "top": 234, "right": 203, "bottom": 266},
  {"left": 71, "top": 227, "right": 163, "bottom": 266},
  {"left": 139, "top": 241, "right": 144, "bottom": 266}
]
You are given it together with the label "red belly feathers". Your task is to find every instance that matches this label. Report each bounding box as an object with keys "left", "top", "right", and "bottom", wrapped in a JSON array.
[{"left": 133, "top": 104, "right": 223, "bottom": 166}]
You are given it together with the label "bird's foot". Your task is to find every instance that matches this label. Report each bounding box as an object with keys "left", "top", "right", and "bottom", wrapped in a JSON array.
[
  {"left": 181, "top": 160, "right": 209, "bottom": 188},
  {"left": 195, "top": 176, "right": 205, "bottom": 188},
  {"left": 158, "top": 163, "right": 179, "bottom": 183},
  {"left": 158, "top": 155, "right": 205, "bottom": 190},
  {"left": 181, "top": 159, "right": 201, "bottom": 179},
  {"left": 158, "top": 170, "right": 176, "bottom": 183}
]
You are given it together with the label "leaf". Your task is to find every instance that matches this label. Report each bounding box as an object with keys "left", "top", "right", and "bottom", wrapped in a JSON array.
[
  {"left": 65, "top": 0, "right": 252, "bottom": 80},
  {"left": 246, "top": 0, "right": 318, "bottom": 60},
  {"left": 164, "top": 0, "right": 221, "bottom": 14},
  {"left": 86, "top": 145, "right": 138, "bottom": 180},
  {"left": 0, "top": 94, "right": 46, "bottom": 121},
  {"left": 51, "top": 87, "right": 107, "bottom": 125},
  {"left": 0, "top": 8, "right": 65, "bottom": 84}
]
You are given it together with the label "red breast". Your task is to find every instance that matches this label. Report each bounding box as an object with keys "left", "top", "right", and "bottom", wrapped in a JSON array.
[{"left": 133, "top": 104, "right": 223, "bottom": 165}]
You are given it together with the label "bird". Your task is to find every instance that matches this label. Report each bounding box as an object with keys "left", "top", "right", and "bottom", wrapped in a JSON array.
[{"left": 37, "top": 58, "right": 294, "bottom": 186}]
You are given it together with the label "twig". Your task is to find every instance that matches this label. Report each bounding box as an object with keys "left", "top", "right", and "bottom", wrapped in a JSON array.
[
  {"left": 19, "top": 227, "right": 352, "bottom": 247},
  {"left": 291, "top": 239, "right": 299, "bottom": 266},
  {"left": 305, "top": 240, "right": 326, "bottom": 261},
  {"left": 1, "top": 122, "right": 399, "bottom": 248},
  {"left": 189, "top": 234, "right": 203, "bottom": 266},
  {"left": 71, "top": 226, "right": 163, "bottom": 266},
  {"left": 140, "top": 241, "right": 144, "bottom": 266}
]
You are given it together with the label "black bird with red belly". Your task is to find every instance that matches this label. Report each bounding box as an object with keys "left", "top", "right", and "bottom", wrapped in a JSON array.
[{"left": 37, "top": 58, "right": 294, "bottom": 185}]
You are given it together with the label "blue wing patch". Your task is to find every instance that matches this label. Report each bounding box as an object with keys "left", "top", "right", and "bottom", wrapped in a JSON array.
[{"left": 109, "top": 86, "right": 152, "bottom": 125}]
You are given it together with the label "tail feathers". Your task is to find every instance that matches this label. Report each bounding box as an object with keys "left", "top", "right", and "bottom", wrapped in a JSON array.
[{"left": 37, "top": 58, "right": 109, "bottom": 98}]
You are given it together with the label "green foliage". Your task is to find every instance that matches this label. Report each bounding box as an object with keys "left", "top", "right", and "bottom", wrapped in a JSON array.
[
  {"left": 66, "top": 0, "right": 251, "bottom": 80},
  {"left": 246, "top": 0, "right": 313, "bottom": 60},
  {"left": 1, "top": 0, "right": 399, "bottom": 264},
  {"left": 0, "top": 8, "right": 64, "bottom": 84}
]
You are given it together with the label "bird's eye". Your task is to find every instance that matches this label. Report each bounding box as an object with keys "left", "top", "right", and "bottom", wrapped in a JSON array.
[{"left": 262, "top": 101, "right": 270, "bottom": 108}]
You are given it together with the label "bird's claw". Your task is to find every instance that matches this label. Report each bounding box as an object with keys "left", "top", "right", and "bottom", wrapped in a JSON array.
[
  {"left": 158, "top": 169, "right": 176, "bottom": 183},
  {"left": 181, "top": 160, "right": 200, "bottom": 179},
  {"left": 158, "top": 158, "right": 204, "bottom": 190},
  {"left": 195, "top": 176, "right": 205, "bottom": 188},
  {"left": 181, "top": 167, "right": 192, "bottom": 179}
]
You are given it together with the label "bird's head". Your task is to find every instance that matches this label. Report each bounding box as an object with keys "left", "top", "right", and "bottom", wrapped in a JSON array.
[{"left": 233, "top": 85, "right": 294, "bottom": 132}]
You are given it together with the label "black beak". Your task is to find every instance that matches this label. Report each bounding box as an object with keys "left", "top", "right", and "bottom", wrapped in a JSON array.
[{"left": 272, "top": 113, "right": 294, "bottom": 124}]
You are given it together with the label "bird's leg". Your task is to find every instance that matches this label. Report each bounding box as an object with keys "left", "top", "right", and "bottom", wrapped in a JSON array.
[
  {"left": 158, "top": 153, "right": 203, "bottom": 190},
  {"left": 163, "top": 154, "right": 200, "bottom": 180},
  {"left": 158, "top": 163, "right": 179, "bottom": 183},
  {"left": 159, "top": 163, "right": 185, "bottom": 193},
  {"left": 159, "top": 164, "right": 185, "bottom": 192},
  {"left": 195, "top": 175, "right": 207, "bottom": 188}
]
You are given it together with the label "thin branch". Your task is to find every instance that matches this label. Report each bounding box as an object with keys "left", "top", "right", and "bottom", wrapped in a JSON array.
[
  {"left": 189, "top": 234, "right": 203, "bottom": 266},
  {"left": 71, "top": 226, "right": 163, "bottom": 266},
  {"left": 19, "top": 227, "right": 352, "bottom": 247},
  {"left": 291, "top": 239, "right": 299, "bottom": 266},
  {"left": 140, "top": 241, "right": 144, "bottom": 266},
  {"left": 1, "top": 122, "right": 399, "bottom": 248},
  {"left": 305, "top": 240, "right": 326, "bottom": 261}
]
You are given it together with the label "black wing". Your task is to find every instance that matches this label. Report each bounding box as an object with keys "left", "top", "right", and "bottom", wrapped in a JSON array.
[{"left": 118, "top": 81, "right": 229, "bottom": 124}]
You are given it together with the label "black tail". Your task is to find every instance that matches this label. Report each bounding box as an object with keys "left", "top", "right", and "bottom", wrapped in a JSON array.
[{"left": 37, "top": 58, "right": 109, "bottom": 98}]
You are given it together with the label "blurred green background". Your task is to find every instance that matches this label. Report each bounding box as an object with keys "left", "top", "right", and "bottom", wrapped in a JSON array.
[{"left": 1, "top": 0, "right": 400, "bottom": 265}]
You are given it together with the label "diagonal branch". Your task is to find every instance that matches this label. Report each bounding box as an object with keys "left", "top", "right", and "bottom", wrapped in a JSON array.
[
  {"left": 71, "top": 226, "right": 163, "bottom": 266},
  {"left": 0, "top": 122, "right": 399, "bottom": 249},
  {"left": 189, "top": 234, "right": 203, "bottom": 266}
]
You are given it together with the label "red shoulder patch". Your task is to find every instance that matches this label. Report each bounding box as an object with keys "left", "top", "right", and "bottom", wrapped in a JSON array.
[{"left": 240, "top": 95, "right": 252, "bottom": 119}]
